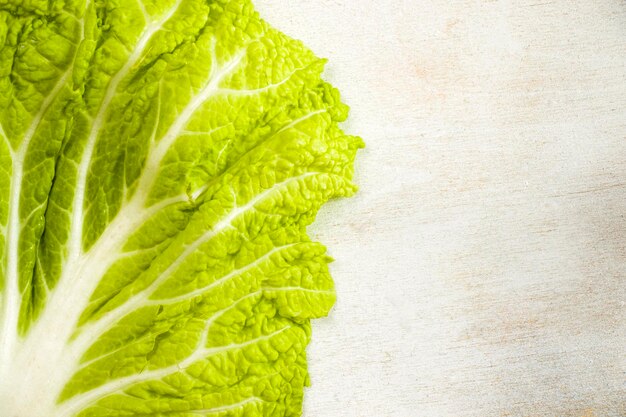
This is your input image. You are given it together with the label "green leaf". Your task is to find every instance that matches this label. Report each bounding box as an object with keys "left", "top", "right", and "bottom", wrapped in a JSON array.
[{"left": 0, "top": 0, "right": 362, "bottom": 415}]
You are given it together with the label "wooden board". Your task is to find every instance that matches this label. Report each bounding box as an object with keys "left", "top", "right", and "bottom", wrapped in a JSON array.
[{"left": 257, "top": 1, "right": 626, "bottom": 416}]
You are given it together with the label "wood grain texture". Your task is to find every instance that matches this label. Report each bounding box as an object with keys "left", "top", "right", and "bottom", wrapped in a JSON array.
[{"left": 257, "top": 1, "right": 625, "bottom": 416}]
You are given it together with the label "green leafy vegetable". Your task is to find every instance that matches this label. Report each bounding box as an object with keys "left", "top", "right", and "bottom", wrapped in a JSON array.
[{"left": 0, "top": 0, "right": 362, "bottom": 415}]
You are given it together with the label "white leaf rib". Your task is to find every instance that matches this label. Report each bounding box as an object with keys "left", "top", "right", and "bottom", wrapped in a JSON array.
[
  {"left": 120, "top": 90, "right": 326, "bottom": 242},
  {"left": 78, "top": 287, "right": 263, "bottom": 370},
  {"left": 59, "top": 308, "right": 289, "bottom": 416},
  {"left": 146, "top": 243, "right": 299, "bottom": 305},
  {"left": 0, "top": 124, "right": 11, "bottom": 238},
  {"left": 123, "top": 80, "right": 163, "bottom": 205},
  {"left": 215, "top": 65, "right": 306, "bottom": 97},
  {"left": 19, "top": 199, "right": 49, "bottom": 230},
  {"left": 261, "top": 286, "right": 334, "bottom": 294},
  {"left": 79, "top": 107, "right": 326, "bottom": 236},
  {"left": 35, "top": 256, "right": 50, "bottom": 294},
  {"left": 276, "top": 109, "right": 327, "bottom": 135},
  {"left": 113, "top": 396, "right": 263, "bottom": 416},
  {"left": 68, "top": 0, "right": 182, "bottom": 262},
  {"left": 0, "top": 123, "right": 12, "bottom": 158},
  {"left": 181, "top": 123, "right": 232, "bottom": 137},
  {"left": 73, "top": 173, "right": 317, "bottom": 352},
  {"left": 135, "top": 0, "right": 151, "bottom": 26},
  {"left": 0, "top": 68, "right": 71, "bottom": 375},
  {"left": 117, "top": 183, "right": 197, "bottom": 236},
  {"left": 3, "top": 6, "right": 181, "bottom": 410},
  {"left": 183, "top": 397, "right": 263, "bottom": 416},
  {"left": 18, "top": 71, "right": 72, "bottom": 157},
  {"left": 132, "top": 47, "right": 247, "bottom": 207},
  {"left": 0, "top": 4, "right": 340, "bottom": 408},
  {"left": 79, "top": 252, "right": 335, "bottom": 372},
  {"left": 75, "top": 282, "right": 322, "bottom": 370}
]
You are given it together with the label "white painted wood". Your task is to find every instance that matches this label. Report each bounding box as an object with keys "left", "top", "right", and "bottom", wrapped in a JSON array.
[{"left": 257, "top": 1, "right": 625, "bottom": 416}]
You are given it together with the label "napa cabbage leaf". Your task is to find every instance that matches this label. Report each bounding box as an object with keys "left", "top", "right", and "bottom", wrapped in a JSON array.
[{"left": 0, "top": 0, "right": 362, "bottom": 415}]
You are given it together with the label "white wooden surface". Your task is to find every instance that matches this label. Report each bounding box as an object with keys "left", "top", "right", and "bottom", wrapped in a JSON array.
[{"left": 257, "top": 1, "right": 625, "bottom": 416}]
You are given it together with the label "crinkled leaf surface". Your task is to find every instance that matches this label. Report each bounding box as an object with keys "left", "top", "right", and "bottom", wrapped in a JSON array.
[{"left": 0, "top": 0, "right": 362, "bottom": 415}]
